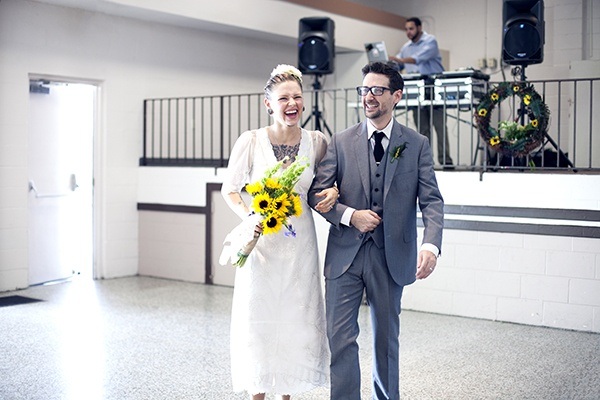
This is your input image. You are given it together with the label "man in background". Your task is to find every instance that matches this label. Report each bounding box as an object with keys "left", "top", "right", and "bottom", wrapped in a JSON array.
[{"left": 390, "top": 17, "right": 454, "bottom": 168}]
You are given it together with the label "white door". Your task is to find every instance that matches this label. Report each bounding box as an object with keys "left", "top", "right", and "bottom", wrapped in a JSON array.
[{"left": 27, "top": 80, "right": 95, "bottom": 285}]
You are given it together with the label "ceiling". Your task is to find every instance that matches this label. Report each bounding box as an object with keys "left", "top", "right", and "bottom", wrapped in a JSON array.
[
  {"left": 28, "top": 0, "right": 404, "bottom": 52},
  {"left": 29, "top": 0, "right": 299, "bottom": 47}
]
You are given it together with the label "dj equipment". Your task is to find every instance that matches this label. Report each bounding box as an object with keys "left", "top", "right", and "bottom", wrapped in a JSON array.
[
  {"left": 393, "top": 70, "right": 489, "bottom": 110},
  {"left": 365, "top": 41, "right": 388, "bottom": 63},
  {"left": 432, "top": 69, "right": 490, "bottom": 80},
  {"left": 433, "top": 77, "right": 488, "bottom": 109},
  {"left": 397, "top": 74, "right": 428, "bottom": 108},
  {"left": 401, "top": 73, "right": 427, "bottom": 81},
  {"left": 431, "top": 70, "right": 490, "bottom": 109},
  {"left": 396, "top": 74, "right": 428, "bottom": 107}
]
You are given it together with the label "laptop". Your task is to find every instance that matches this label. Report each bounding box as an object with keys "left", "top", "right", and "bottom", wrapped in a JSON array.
[{"left": 365, "top": 41, "right": 389, "bottom": 63}]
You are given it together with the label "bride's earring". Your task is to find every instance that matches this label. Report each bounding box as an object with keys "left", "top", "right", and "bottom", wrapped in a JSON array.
[{"left": 267, "top": 108, "right": 274, "bottom": 115}]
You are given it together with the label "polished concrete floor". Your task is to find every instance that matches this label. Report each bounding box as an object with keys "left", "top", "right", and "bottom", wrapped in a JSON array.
[{"left": 1, "top": 275, "right": 599, "bottom": 400}]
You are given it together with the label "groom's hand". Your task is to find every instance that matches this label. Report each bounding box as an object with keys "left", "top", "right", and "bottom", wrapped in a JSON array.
[
  {"left": 350, "top": 210, "right": 381, "bottom": 233},
  {"left": 416, "top": 250, "right": 437, "bottom": 279}
]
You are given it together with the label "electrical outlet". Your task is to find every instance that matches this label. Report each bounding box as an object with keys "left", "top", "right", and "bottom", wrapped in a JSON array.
[
  {"left": 477, "top": 58, "right": 487, "bottom": 69},
  {"left": 487, "top": 57, "right": 498, "bottom": 69}
]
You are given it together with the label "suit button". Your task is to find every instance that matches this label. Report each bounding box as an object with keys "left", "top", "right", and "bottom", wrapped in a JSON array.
[
  {"left": 375, "top": 173, "right": 381, "bottom": 177},
  {"left": 374, "top": 188, "right": 379, "bottom": 192},
  {"left": 359, "top": 233, "right": 364, "bottom": 239}
]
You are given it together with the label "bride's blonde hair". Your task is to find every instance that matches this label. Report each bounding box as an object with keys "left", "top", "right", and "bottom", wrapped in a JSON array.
[{"left": 264, "top": 64, "right": 303, "bottom": 99}]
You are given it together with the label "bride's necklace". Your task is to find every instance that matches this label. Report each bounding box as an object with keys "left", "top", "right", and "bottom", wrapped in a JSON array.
[{"left": 269, "top": 127, "right": 301, "bottom": 164}]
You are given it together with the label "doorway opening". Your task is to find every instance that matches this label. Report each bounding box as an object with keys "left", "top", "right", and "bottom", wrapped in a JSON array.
[{"left": 27, "top": 78, "right": 98, "bottom": 285}]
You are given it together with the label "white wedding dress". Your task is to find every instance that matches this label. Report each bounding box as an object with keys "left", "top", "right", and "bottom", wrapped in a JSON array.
[{"left": 221, "top": 128, "right": 329, "bottom": 395}]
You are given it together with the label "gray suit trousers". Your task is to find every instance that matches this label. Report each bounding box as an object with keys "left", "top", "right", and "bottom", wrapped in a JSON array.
[{"left": 326, "top": 239, "right": 404, "bottom": 400}]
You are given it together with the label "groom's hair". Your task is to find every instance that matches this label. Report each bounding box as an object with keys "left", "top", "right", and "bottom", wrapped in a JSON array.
[{"left": 361, "top": 62, "right": 404, "bottom": 92}]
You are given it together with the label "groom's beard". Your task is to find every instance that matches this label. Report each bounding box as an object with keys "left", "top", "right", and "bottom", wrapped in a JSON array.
[{"left": 364, "top": 100, "right": 389, "bottom": 120}]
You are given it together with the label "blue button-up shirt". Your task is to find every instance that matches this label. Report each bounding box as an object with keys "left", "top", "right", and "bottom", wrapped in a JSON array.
[{"left": 396, "top": 31, "right": 444, "bottom": 75}]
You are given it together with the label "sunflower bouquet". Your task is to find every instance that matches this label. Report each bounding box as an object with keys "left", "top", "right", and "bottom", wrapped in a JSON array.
[{"left": 220, "top": 156, "right": 309, "bottom": 267}]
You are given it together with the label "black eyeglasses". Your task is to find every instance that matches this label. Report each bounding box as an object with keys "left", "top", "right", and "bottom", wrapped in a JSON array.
[{"left": 356, "top": 86, "right": 392, "bottom": 96}]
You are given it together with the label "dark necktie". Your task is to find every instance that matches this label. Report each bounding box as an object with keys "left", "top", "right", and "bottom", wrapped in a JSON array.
[{"left": 373, "top": 131, "right": 385, "bottom": 163}]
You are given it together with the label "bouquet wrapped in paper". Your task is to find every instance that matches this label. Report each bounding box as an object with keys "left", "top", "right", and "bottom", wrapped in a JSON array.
[{"left": 220, "top": 157, "right": 308, "bottom": 267}]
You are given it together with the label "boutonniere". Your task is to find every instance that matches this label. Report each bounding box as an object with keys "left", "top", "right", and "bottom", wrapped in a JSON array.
[{"left": 390, "top": 142, "right": 408, "bottom": 163}]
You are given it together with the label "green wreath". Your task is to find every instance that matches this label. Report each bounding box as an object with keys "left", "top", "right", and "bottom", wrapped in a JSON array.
[{"left": 475, "top": 81, "right": 550, "bottom": 158}]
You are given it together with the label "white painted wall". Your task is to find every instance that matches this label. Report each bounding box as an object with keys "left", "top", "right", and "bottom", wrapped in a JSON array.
[{"left": 0, "top": 0, "right": 299, "bottom": 289}]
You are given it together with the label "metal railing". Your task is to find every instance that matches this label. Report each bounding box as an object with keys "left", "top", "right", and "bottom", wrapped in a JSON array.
[{"left": 140, "top": 77, "right": 600, "bottom": 173}]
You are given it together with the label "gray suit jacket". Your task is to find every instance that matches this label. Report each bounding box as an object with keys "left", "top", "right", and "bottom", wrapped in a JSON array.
[{"left": 309, "top": 119, "right": 444, "bottom": 286}]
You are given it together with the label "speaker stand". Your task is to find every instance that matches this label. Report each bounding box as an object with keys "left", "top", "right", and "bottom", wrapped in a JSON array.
[
  {"left": 511, "top": 65, "right": 574, "bottom": 168},
  {"left": 302, "top": 75, "right": 333, "bottom": 136}
]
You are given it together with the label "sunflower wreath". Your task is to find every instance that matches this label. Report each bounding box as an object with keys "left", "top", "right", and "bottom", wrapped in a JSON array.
[{"left": 474, "top": 81, "right": 550, "bottom": 158}]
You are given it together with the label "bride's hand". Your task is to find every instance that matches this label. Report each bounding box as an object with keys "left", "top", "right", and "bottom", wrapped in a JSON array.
[
  {"left": 253, "top": 223, "right": 263, "bottom": 238},
  {"left": 315, "top": 187, "right": 339, "bottom": 213}
]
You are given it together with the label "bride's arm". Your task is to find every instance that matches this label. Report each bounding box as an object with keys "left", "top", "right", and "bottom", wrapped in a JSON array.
[
  {"left": 311, "top": 131, "right": 339, "bottom": 213},
  {"left": 224, "top": 191, "right": 251, "bottom": 218},
  {"left": 221, "top": 131, "right": 255, "bottom": 219}
]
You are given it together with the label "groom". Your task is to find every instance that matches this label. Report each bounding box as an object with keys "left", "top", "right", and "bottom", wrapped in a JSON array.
[{"left": 308, "top": 61, "right": 444, "bottom": 400}]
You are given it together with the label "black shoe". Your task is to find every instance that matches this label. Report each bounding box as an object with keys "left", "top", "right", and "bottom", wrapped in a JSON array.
[{"left": 442, "top": 163, "right": 455, "bottom": 170}]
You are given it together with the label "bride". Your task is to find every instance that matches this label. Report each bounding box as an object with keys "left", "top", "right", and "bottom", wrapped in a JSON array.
[{"left": 221, "top": 64, "right": 338, "bottom": 400}]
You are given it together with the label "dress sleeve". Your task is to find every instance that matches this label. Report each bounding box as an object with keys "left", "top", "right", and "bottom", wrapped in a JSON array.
[
  {"left": 221, "top": 130, "right": 255, "bottom": 197},
  {"left": 309, "top": 130, "right": 329, "bottom": 168}
]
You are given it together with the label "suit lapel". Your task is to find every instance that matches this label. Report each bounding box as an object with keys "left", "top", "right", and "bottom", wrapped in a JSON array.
[
  {"left": 354, "top": 123, "right": 371, "bottom": 200},
  {"left": 383, "top": 122, "right": 403, "bottom": 201}
]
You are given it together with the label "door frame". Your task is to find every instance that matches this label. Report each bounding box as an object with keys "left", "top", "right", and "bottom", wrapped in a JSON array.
[{"left": 28, "top": 73, "right": 106, "bottom": 280}]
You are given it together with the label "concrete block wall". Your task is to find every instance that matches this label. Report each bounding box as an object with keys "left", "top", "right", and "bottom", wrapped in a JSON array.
[
  {"left": 138, "top": 211, "right": 206, "bottom": 283},
  {"left": 403, "top": 229, "right": 600, "bottom": 332},
  {"left": 138, "top": 167, "right": 600, "bottom": 333}
]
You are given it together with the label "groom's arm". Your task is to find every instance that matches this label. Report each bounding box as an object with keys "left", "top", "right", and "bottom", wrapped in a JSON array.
[
  {"left": 416, "top": 131, "right": 444, "bottom": 253},
  {"left": 308, "top": 134, "right": 348, "bottom": 227}
]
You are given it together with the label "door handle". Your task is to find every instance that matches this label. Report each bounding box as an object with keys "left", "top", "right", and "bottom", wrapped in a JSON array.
[
  {"left": 70, "top": 174, "right": 79, "bottom": 191},
  {"left": 28, "top": 174, "right": 78, "bottom": 198}
]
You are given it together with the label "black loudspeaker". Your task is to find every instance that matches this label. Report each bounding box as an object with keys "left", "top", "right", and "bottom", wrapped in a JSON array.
[
  {"left": 298, "top": 17, "right": 335, "bottom": 75},
  {"left": 502, "top": 0, "right": 544, "bottom": 66}
]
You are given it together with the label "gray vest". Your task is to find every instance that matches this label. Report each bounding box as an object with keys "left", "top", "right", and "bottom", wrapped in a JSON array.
[{"left": 366, "top": 146, "right": 387, "bottom": 248}]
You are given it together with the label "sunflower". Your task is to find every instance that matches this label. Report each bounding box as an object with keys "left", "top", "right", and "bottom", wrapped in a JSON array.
[
  {"left": 290, "top": 194, "right": 303, "bottom": 217},
  {"left": 271, "top": 193, "right": 291, "bottom": 216},
  {"left": 251, "top": 193, "right": 271, "bottom": 214},
  {"left": 262, "top": 214, "right": 284, "bottom": 234},
  {"left": 245, "top": 181, "right": 263, "bottom": 195},
  {"left": 264, "top": 177, "right": 281, "bottom": 191}
]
